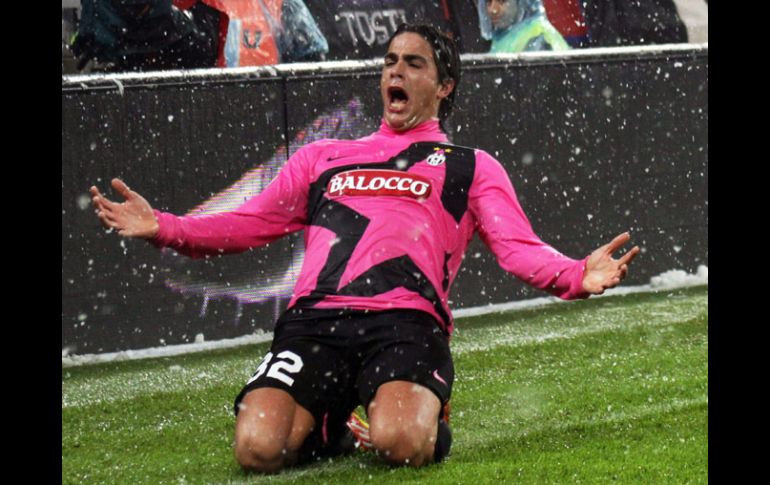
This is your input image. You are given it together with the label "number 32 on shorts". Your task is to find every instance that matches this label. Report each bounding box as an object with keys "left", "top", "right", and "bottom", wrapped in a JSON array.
[{"left": 246, "top": 350, "right": 304, "bottom": 387}]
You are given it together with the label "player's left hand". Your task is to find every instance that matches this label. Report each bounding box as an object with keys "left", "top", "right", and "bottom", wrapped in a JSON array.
[{"left": 582, "top": 232, "right": 641, "bottom": 295}]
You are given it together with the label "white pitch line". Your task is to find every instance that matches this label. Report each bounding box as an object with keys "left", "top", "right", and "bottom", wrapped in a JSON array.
[
  {"left": 452, "top": 293, "right": 706, "bottom": 356},
  {"left": 62, "top": 331, "right": 273, "bottom": 368},
  {"left": 62, "top": 287, "right": 706, "bottom": 409},
  {"left": 62, "top": 267, "right": 707, "bottom": 368}
]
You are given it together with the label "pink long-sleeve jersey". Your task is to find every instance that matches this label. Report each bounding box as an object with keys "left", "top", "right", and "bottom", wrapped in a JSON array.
[{"left": 153, "top": 119, "right": 589, "bottom": 334}]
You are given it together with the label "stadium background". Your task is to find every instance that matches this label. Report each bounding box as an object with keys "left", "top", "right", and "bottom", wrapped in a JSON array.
[{"left": 62, "top": 43, "right": 707, "bottom": 355}]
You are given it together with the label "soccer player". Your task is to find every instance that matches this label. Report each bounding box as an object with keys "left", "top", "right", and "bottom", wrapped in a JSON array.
[{"left": 90, "top": 23, "right": 640, "bottom": 472}]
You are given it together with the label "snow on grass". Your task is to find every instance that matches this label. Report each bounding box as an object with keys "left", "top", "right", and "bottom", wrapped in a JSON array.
[
  {"left": 452, "top": 291, "right": 706, "bottom": 356},
  {"left": 62, "top": 330, "right": 272, "bottom": 367},
  {"left": 457, "top": 394, "right": 707, "bottom": 449},
  {"left": 62, "top": 266, "right": 707, "bottom": 368},
  {"left": 62, "top": 288, "right": 706, "bottom": 410}
]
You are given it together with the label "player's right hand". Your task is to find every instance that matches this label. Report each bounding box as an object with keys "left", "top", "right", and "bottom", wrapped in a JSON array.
[{"left": 90, "top": 178, "right": 159, "bottom": 239}]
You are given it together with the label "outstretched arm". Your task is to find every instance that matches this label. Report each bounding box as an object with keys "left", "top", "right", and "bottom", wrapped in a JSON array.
[
  {"left": 90, "top": 178, "right": 159, "bottom": 239},
  {"left": 582, "top": 232, "right": 640, "bottom": 295},
  {"left": 470, "top": 150, "right": 642, "bottom": 300},
  {"left": 90, "top": 146, "right": 313, "bottom": 258}
]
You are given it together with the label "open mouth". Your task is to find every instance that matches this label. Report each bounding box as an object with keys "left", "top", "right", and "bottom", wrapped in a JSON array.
[{"left": 387, "top": 86, "right": 409, "bottom": 110}]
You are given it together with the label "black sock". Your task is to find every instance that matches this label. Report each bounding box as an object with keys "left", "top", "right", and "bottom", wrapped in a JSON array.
[
  {"left": 296, "top": 410, "right": 356, "bottom": 465},
  {"left": 433, "top": 420, "right": 452, "bottom": 463},
  {"left": 296, "top": 427, "right": 325, "bottom": 465}
]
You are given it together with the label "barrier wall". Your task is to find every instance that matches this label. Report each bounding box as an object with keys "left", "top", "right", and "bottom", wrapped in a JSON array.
[{"left": 62, "top": 46, "right": 708, "bottom": 354}]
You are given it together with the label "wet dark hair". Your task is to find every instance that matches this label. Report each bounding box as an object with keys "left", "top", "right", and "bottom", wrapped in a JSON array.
[{"left": 386, "top": 23, "right": 461, "bottom": 130}]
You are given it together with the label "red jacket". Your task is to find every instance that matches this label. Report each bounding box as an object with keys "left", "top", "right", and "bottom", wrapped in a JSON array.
[{"left": 175, "top": 0, "right": 282, "bottom": 66}]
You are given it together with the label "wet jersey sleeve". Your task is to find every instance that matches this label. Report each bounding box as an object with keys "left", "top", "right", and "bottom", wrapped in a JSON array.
[
  {"left": 150, "top": 146, "right": 313, "bottom": 258},
  {"left": 469, "top": 150, "right": 590, "bottom": 300}
]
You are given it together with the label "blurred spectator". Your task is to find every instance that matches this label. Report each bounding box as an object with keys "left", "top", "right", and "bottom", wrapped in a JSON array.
[
  {"left": 580, "top": 0, "right": 688, "bottom": 47},
  {"left": 71, "top": 0, "right": 220, "bottom": 72},
  {"left": 70, "top": 0, "right": 328, "bottom": 73},
  {"left": 63, "top": 2, "right": 81, "bottom": 73},
  {"left": 64, "top": 0, "right": 703, "bottom": 74},
  {"left": 477, "top": 0, "right": 570, "bottom": 53},
  {"left": 177, "top": 0, "right": 328, "bottom": 67},
  {"left": 542, "top": 0, "right": 588, "bottom": 47},
  {"left": 672, "top": 0, "right": 707, "bottom": 43}
]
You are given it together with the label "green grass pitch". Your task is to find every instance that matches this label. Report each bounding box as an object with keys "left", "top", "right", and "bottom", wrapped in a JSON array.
[{"left": 62, "top": 285, "right": 707, "bottom": 484}]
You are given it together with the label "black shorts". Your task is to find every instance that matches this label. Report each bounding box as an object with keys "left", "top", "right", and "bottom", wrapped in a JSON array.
[{"left": 233, "top": 309, "right": 454, "bottom": 427}]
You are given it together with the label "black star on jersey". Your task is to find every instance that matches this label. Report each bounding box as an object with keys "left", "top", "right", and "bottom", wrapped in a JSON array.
[{"left": 293, "top": 142, "right": 476, "bottom": 329}]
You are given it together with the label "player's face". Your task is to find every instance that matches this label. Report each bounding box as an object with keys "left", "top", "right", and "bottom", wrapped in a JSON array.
[
  {"left": 487, "top": 0, "right": 518, "bottom": 31},
  {"left": 381, "top": 32, "right": 454, "bottom": 132}
]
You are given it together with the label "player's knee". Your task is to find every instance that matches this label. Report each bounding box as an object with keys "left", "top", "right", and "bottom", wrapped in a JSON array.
[
  {"left": 369, "top": 420, "right": 434, "bottom": 467},
  {"left": 234, "top": 432, "right": 288, "bottom": 473}
]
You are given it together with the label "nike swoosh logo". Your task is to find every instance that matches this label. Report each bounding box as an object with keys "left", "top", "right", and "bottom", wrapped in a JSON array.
[
  {"left": 327, "top": 155, "right": 348, "bottom": 162},
  {"left": 433, "top": 369, "right": 448, "bottom": 387}
]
